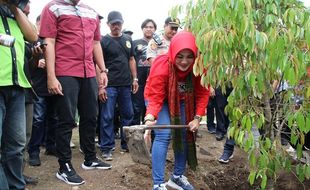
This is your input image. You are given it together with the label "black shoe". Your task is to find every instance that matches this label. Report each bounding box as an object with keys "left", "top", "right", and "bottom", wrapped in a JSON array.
[
  {"left": 215, "top": 133, "right": 225, "bottom": 141},
  {"left": 45, "top": 149, "right": 57, "bottom": 157},
  {"left": 207, "top": 128, "right": 216, "bottom": 134},
  {"left": 115, "top": 132, "right": 120, "bottom": 139},
  {"left": 120, "top": 147, "right": 129, "bottom": 153},
  {"left": 28, "top": 154, "right": 41, "bottom": 166},
  {"left": 56, "top": 163, "right": 85, "bottom": 185},
  {"left": 23, "top": 174, "right": 38, "bottom": 185},
  {"left": 82, "top": 158, "right": 112, "bottom": 170}
]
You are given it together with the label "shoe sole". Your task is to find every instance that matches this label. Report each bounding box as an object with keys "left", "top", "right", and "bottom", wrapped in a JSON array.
[
  {"left": 56, "top": 172, "right": 85, "bottom": 185},
  {"left": 103, "top": 157, "right": 113, "bottom": 161},
  {"left": 28, "top": 161, "right": 41, "bottom": 166},
  {"left": 218, "top": 155, "right": 234, "bottom": 164},
  {"left": 81, "top": 163, "right": 112, "bottom": 170},
  {"left": 167, "top": 179, "right": 184, "bottom": 190}
]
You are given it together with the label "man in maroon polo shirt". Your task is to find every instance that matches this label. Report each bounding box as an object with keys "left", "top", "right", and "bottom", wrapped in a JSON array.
[{"left": 39, "top": 0, "right": 111, "bottom": 185}]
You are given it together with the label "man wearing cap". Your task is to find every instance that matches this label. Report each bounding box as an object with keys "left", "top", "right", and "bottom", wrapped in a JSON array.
[
  {"left": 39, "top": 0, "right": 111, "bottom": 186},
  {"left": 146, "top": 17, "right": 180, "bottom": 64},
  {"left": 99, "top": 11, "right": 138, "bottom": 161}
]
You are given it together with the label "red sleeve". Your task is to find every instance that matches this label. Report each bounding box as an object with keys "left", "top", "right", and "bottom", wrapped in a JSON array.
[
  {"left": 194, "top": 76, "right": 210, "bottom": 116},
  {"left": 94, "top": 16, "right": 101, "bottom": 41},
  {"left": 144, "top": 59, "right": 169, "bottom": 118},
  {"left": 145, "top": 74, "right": 168, "bottom": 118},
  {"left": 39, "top": 4, "right": 58, "bottom": 38}
]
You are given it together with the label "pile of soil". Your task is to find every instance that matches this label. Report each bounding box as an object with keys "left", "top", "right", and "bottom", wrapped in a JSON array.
[{"left": 24, "top": 126, "right": 309, "bottom": 190}]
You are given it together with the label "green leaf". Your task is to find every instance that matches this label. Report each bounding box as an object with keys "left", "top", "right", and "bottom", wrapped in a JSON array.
[
  {"left": 305, "top": 117, "right": 310, "bottom": 133},
  {"left": 249, "top": 151, "right": 256, "bottom": 167},
  {"left": 265, "top": 138, "right": 272, "bottom": 150},
  {"left": 290, "top": 131, "right": 298, "bottom": 145},
  {"left": 285, "top": 67, "right": 296, "bottom": 85},
  {"left": 306, "top": 165, "right": 310, "bottom": 179},
  {"left": 296, "top": 113, "right": 306, "bottom": 132},
  {"left": 284, "top": 159, "right": 291, "bottom": 171},
  {"left": 241, "top": 116, "right": 247, "bottom": 128},
  {"left": 237, "top": 130, "right": 245, "bottom": 145},
  {"left": 296, "top": 144, "right": 303, "bottom": 159},
  {"left": 248, "top": 171, "right": 256, "bottom": 185},
  {"left": 244, "top": 138, "right": 252, "bottom": 152},
  {"left": 246, "top": 116, "right": 252, "bottom": 131},
  {"left": 261, "top": 173, "right": 267, "bottom": 189},
  {"left": 228, "top": 126, "right": 235, "bottom": 139}
]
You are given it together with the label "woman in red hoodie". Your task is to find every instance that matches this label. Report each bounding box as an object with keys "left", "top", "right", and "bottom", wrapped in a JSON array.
[{"left": 143, "top": 31, "right": 210, "bottom": 190}]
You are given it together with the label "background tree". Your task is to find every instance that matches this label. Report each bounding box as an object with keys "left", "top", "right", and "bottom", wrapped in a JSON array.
[{"left": 172, "top": 0, "right": 309, "bottom": 188}]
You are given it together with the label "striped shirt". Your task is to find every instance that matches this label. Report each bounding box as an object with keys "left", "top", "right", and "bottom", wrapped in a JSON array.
[{"left": 39, "top": 0, "right": 101, "bottom": 78}]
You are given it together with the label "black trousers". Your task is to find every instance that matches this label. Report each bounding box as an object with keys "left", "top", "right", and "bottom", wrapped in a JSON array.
[
  {"left": 55, "top": 76, "right": 98, "bottom": 166},
  {"left": 214, "top": 86, "right": 233, "bottom": 135},
  {"left": 131, "top": 84, "right": 146, "bottom": 125}
]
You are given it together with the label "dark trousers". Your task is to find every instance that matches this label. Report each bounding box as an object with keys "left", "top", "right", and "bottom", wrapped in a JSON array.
[
  {"left": 28, "top": 96, "right": 57, "bottom": 155},
  {"left": 55, "top": 77, "right": 98, "bottom": 165},
  {"left": 223, "top": 138, "right": 235, "bottom": 153},
  {"left": 131, "top": 84, "right": 146, "bottom": 125},
  {"left": 214, "top": 87, "right": 232, "bottom": 136},
  {"left": 206, "top": 97, "right": 216, "bottom": 131}
]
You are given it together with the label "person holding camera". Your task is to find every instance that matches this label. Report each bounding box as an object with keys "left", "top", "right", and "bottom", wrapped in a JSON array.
[
  {"left": 131, "top": 18, "right": 157, "bottom": 126},
  {"left": 0, "top": 0, "right": 38, "bottom": 189},
  {"left": 146, "top": 17, "right": 180, "bottom": 65},
  {"left": 39, "top": 0, "right": 110, "bottom": 186}
]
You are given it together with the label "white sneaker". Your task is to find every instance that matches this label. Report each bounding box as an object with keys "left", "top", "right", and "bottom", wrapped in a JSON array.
[{"left": 153, "top": 183, "right": 167, "bottom": 190}]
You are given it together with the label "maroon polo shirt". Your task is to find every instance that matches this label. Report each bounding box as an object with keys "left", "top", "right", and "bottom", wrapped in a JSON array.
[{"left": 39, "top": 0, "right": 101, "bottom": 78}]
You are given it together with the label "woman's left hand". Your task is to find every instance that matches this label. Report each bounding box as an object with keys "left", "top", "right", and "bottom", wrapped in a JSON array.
[{"left": 188, "top": 118, "right": 200, "bottom": 132}]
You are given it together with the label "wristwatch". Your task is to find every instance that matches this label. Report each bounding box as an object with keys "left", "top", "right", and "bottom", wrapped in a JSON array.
[
  {"left": 101, "top": 68, "right": 109, "bottom": 73},
  {"left": 194, "top": 115, "right": 202, "bottom": 122},
  {"left": 133, "top": 78, "right": 139, "bottom": 82}
]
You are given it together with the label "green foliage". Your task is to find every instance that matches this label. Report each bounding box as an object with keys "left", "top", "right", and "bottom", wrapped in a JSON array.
[{"left": 172, "top": 0, "right": 310, "bottom": 188}]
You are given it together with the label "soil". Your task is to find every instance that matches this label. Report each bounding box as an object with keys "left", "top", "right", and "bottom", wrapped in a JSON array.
[{"left": 24, "top": 125, "right": 310, "bottom": 190}]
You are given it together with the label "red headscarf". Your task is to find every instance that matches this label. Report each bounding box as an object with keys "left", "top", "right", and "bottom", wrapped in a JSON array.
[{"left": 146, "top": 31, "right": 198, "bottom": 80}]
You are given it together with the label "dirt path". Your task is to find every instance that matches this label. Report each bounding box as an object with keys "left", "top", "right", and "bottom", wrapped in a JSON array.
[{"left": 24, "top": 126, "right": 310, "bottom": 190}]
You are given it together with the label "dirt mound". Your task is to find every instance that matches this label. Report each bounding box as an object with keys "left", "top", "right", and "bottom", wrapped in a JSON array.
[{"left": 25, "top": 126, "right": 309, "bottom": 190}]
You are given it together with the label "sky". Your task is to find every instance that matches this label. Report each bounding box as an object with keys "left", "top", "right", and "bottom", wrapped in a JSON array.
[
  {"left": 28, "top": 0, "right": 310, "bottom": 40},
  {"left": 28, "top": 0, "right": 189, "bottom": 40}
]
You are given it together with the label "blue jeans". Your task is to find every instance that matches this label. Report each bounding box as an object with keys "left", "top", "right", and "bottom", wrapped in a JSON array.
[
  {"left": 99, "top": 86, "right": 133, "bottom": 151},
  {"left": 0, "top": 86, "right": 26, "bottom": 190},
  {"left": 152, "top": 102, "right": 187, "bottom": 185}
]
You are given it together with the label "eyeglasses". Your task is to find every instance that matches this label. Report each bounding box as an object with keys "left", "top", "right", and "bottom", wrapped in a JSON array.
[{"left": 170, "top": 26, "right": 178, "bottom": 31}]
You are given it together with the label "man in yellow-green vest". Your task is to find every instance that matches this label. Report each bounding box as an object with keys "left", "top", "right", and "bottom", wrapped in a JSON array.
[{"left": 0, "top": 1, "right": 37, "bottom": 189}]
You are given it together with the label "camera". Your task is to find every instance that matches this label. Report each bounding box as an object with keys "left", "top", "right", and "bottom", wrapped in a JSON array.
[
  {"left": 153, "top": 33, "right": 162, "bottom": 46},
  {"left": 0, "top": 0, "right": 29, "bottom": 10}
]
